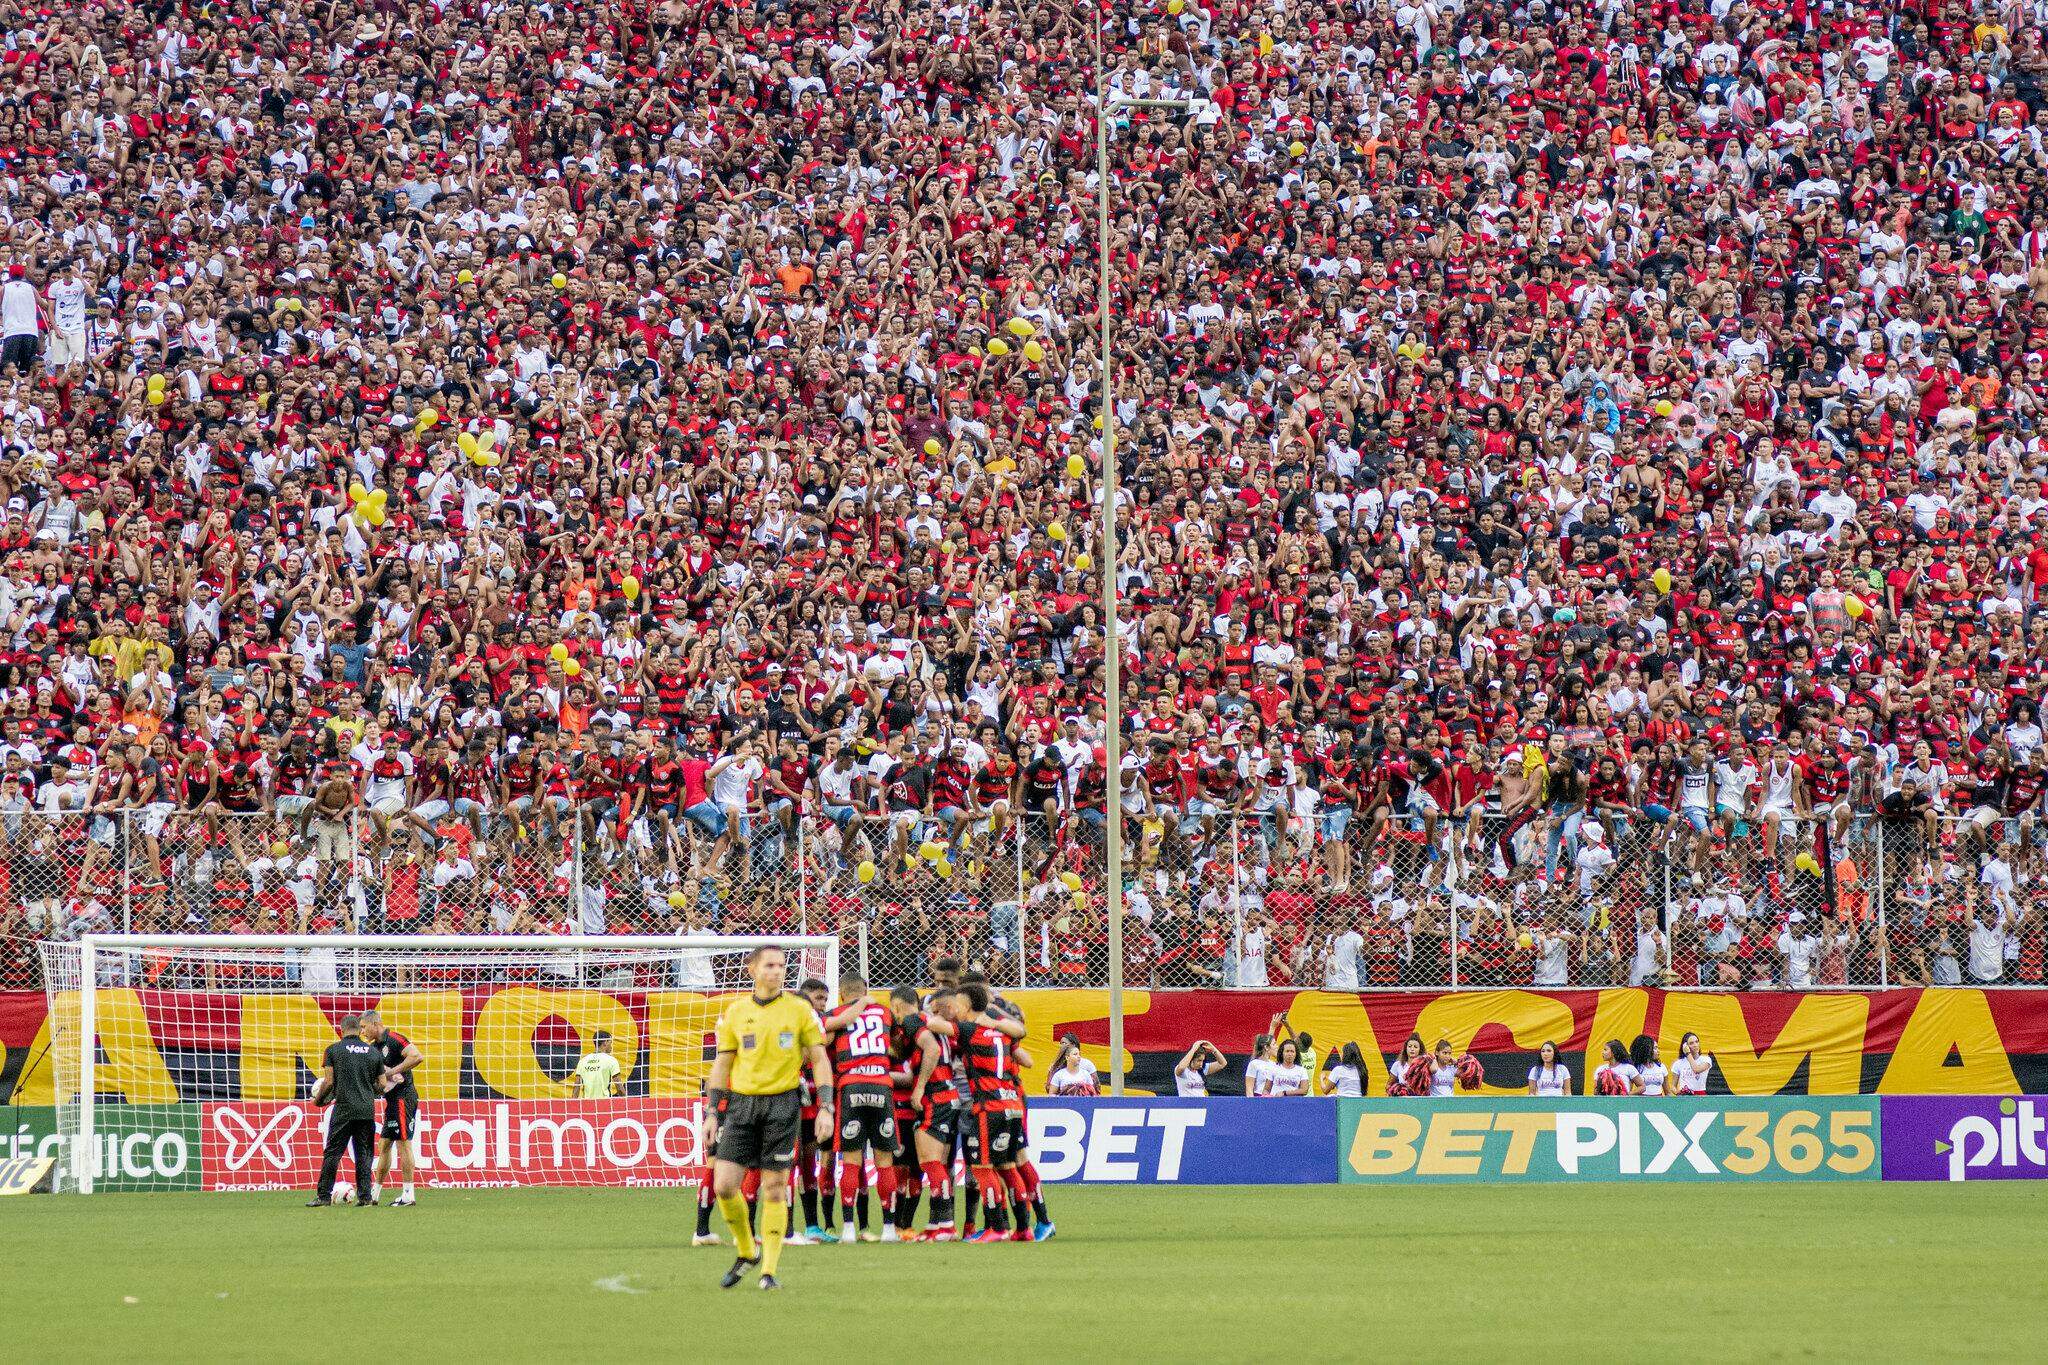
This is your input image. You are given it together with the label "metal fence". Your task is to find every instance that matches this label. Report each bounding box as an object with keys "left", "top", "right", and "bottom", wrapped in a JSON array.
[{"left": 0, "top": 802, "right": 2038, "bottom": 992}]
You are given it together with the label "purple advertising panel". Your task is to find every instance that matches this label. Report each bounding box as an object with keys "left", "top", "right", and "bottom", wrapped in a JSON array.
[{"left": 1882, "top": 1097, "right": 2048, "bottom": 1182}]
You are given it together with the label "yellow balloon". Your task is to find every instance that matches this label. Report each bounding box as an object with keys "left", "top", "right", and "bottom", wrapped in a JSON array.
[
  {"left": 283, "top": 299, "right": 302, "bottom": 313},
  {"left": 1093, "top": 413, "right": 1104, "bottom": 430},
  {"left": 1007, "top": 317, "right": 1035, "bottom": 339},
  {"left": 458, "top": 432, "right": 479, "bottom": 458},
  {"left": 271, "top": 840, "right": 291, "bottom": 859},
  {"left": 856, "top": 860, "right": 877, "bottom": 884},
  {"left": 1047, "top": 523, "right": 1067, "bottom": 543},
  {"left": 1794, "top": 852, "right": 1821, "bottom": 876},
  {"left": 550, "top": 643, "right": 570, "bottom": 662},
  {"left": 1075, "top": 553, "right": 1092, "bottom": 571},
  {"left": 367, "top": 506, "right": 387, "bottom": 527},
  {"left": 622, "top": 575, "right": 641, "bottom": 602},
  {"left": 1654, "top": 399, "right": 1675, "bottom": 417},
  {"left": 457, "top": 268, "right": 475, "bottom": 284},
  {"left": 933, "top": 859, "right": 954, "bottom": 879},
  {"left": 918, "top": 840, "right": 945, "bottom": 862},
  {"left": 1289, "top": 140, "right": 1307, "bottom": 158},
  {"left": 367, "top": 489, "right": 388, "bottom": 508},
  {"left": 148, "top": 391, "right": 165, "bottom": 405},
  {"left": 1066, "top": 454, "right": 1087, "bottom": 478},
  {"left": 564, "top": 659, "right": 582, "bottom": 678},
  {"left": 667, "top": 890, "right": 687, "bottom": 908},
  {"left": 987, "top": 337, "right": 1010, "bottom": 357},
  {"left": 1652, "top": 567, "right": 1672, "bottom": 594},
  {"left": 1167, "top": 0, "right": 1183, "bottom": 12},
  {"left": 1023, "top": 340, "right": 1046, "bottom": 363},
  {"left": 417, "top": 408, "right": 439, "bottom": 430},
  {"left": 1060, "top": 871, "right": 1083, "bottom": 891},
  {"left": 1517, "top": 932, "right": 1534, "bottom": 951},
  {"left": 986, "top": 456, "right": 1016, "bottom": 476},
  {"left": 479, "top": 452, "right": 502, "bottom": 468},
  {"left": 924, "top": 438, "right": 942, "bottom": 456},
  {"left": 551, "top": 272, "right": 568, "bottom": 289},
  {"left": 350, "top": 508, "right": 368, "bottom": 528},
  {"left": 1844, "top": 594, "right": 1866, "bottom": 618},
  {"left": 147, "top": 373, "right": 166, "bottom": 392},
  {"left": 1259, "top": 32, "right": 1274, "bottom": 54},
  {"left": 348, "top": 483, "right": 368, "bottom": 504},
  {"left": 1071, "top": 891, "right": 1088, "bottom": 912},
  {"left": 475, "top": 429, "right": 496, "bottom": 454}
]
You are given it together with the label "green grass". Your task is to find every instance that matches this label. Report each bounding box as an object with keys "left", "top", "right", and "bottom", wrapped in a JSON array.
[{"left": 3, "top": 1185, "right": 2043, "bottom": 1361}]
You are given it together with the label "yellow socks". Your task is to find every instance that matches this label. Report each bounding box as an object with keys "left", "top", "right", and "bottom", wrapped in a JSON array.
[
  {"left": 717, "top": 1193, "right": 757, "bottom": 1260},
  {"left": 759, "top": 1197, "right": 789, "bottom": 1275}
]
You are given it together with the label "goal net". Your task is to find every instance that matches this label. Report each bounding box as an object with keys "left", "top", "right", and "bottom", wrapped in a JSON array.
[{"left": 35, "top": 934, "right": 837, "bottom": 1195}]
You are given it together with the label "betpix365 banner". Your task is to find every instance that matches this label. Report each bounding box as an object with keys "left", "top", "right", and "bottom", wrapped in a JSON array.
[
  {"left": 1881, "top": 1096, "right": 2048, "bottom": 1182},
  {"left": 1339, "top": 1097, "right": 1880, "bottom": 1183},
  {"left": 1028, "top": 1098, "right": 1336, "bottom": 1184}
]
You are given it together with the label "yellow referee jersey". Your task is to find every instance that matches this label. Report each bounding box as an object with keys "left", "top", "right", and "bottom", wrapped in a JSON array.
[{"left": 715, "top": 991, "right": 823, "bottom": 1095}]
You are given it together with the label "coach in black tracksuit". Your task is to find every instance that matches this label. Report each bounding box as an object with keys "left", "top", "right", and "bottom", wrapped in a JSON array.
[{"left": 309, "top": 1013, "right": 384, "bottom": 1206}]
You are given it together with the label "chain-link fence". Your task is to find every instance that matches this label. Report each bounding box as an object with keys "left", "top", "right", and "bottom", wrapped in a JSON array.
[{"left": 2, "top": 804, "right": 2040, "bottom": 992}]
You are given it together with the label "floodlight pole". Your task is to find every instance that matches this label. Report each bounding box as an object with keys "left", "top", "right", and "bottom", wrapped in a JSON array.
[{"left": 1098, "top": 90, "right": 1200, "bottom": 1096}]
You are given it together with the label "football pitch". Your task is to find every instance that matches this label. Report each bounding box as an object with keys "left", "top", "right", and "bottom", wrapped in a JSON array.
[{"left": 5, "top": 1184, "right": 2044, "bottom": 1361}]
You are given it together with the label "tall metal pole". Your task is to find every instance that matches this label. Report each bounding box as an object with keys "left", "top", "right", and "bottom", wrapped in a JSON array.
[
  {"left": 1097, "top": 62, "right": 1124, "bottom": 1098},
  {"left": 1097, "top": 91, "right": 1199, "bottom": 1095}
]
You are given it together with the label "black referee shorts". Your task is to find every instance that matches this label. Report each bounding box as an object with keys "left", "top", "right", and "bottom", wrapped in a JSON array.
[{"left": 716, "top": 1091, "right": 802, "bottom": 1171}]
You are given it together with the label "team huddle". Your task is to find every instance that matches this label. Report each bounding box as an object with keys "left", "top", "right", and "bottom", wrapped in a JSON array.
[
  {"left": 703, "top": 949, "right": 1054, "bottom": 1290},
  {"left": 302, "top": 946, "right": 1053, "bottom": 1287}
]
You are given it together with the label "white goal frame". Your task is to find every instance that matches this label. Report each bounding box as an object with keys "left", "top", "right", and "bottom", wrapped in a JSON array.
[{"left": 58, "top": 933, "right": 839, "bottom": 1194}]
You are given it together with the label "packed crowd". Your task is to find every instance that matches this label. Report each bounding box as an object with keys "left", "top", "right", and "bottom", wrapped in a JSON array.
[{"left": 0, "top": 0, "right": 2047, "bottom": 994}]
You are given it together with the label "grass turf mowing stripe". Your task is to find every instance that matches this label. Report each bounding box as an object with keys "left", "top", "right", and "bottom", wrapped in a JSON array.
[{"left": 3, "top": 1184, "right": 2042, "bottom": 1361}]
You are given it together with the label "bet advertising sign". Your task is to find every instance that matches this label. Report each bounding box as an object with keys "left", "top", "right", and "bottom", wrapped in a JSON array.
[
  {"left": 1028, "top": 1098, "right": 1336, "bottom": 1184},
  {"left": 1339, "top": 1097, "right": 1882, "bottom": 1183}
]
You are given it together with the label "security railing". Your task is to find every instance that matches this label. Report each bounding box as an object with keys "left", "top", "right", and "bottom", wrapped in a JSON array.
[{"left": 3, "top": 804, "right": 2036, "bottom": 991}]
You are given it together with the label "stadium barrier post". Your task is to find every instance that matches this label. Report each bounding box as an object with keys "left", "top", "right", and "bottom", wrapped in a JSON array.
[
  {"left": 1015, "top": 817, "right": 1028, "bottom": 988},
  {"left": 351, "top": 808, "right": 367, "bottom": 930},
  {"left": 1448, "top": 893, "right": 1459, "bottom": 990},
  {"left": 1661, "top": 849, "right": 1673, "bottom": 979},
  {"left": 857, "top": 920, "right": 870, "bottom": 981},
  {"left": 796, "top": 818, "right": 808, "bottom": 935},
  {"left": 1230, "top": 815, "right": 1244, "bottom": 987},
  {"left": 1874, "top": 819, "right": 1890, "bottom": 988},
  {"left": 77, "top": 935, "right": 95, "bottom": 1195},
  {"left": 572, "top": 819, "right": 585, "bottom": 933},
  {"left": 120, "top": 809, "right": 132, "bottom": 934}
]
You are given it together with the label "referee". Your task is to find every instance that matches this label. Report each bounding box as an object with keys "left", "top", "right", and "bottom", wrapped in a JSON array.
[
  {"left": 308, "top": 1013, "right": 383, "bottom": 1207},
  {"left": 706, "top": 945, "right": 831, "bottom": 1291}
]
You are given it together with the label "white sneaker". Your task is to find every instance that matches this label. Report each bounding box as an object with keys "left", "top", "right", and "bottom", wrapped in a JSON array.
[
  {"left": 392, "top": 1194, "right": 415, "bottom": 1207},
  {"left": 692, "top": 1233, "right": 722, "bottom": 1247},
  {"left": 880, "top": 1225, "right": 902, "bottom": 1243},
  {"left": 839, "top": 1224, "right": 858, "bottom": 1245},
  {"left": 783, "top": 1232, "right": 812, "bottom": 1247}
]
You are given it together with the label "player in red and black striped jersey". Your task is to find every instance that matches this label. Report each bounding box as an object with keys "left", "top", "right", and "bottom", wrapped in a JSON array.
[
  {"left": 945, "top": 981, "right": 1052, "bottom": 1242},
  {"left": 889, "top": 985, "right": 962, "bottom": 1240},
  {"left": 819, "top": 973, "right": 901, "bottom": 1242}
]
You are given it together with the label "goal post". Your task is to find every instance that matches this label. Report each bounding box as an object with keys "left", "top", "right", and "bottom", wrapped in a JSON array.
[{"left": 37, "top": 934, "right": 839, "bottom": 1195}]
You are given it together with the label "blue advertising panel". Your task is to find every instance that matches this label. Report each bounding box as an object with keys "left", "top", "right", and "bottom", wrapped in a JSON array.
[{"left": 1026, "top": 1098, "right": 1336, "bottom": 1184}]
